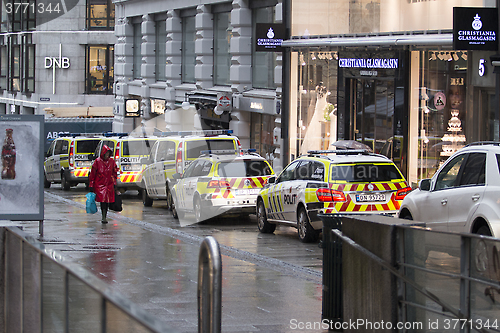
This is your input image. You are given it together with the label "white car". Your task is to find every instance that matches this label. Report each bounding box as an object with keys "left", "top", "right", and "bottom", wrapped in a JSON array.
[{"left": 398, "top": 142, "right": 500, "bottom": 238}]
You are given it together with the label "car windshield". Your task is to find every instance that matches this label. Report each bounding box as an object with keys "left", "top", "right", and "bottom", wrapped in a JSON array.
[
  {"left": 186, "top": 139, "right": 236, "bottom": 159},
  {"left": 76, "top": 140, "right": 101, "bottom": 154},
  {"left": 330, "top": 163, "right": 403, "bottom": 182},
  {"left": 217, "top": 160, "right": 272, "bottom": 177},
  {"left": 122, "top": 140, "right": 156, "bottom": 156}
]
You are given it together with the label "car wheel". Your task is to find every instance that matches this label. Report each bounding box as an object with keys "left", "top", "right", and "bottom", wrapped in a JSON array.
[
  {"left": 171, "top": 194, "right": 184, "bottom": 219},
  {"left": 194, "top": 196, "right": 203, "bottom": 223},
  {"left": 400, "top": 211, "right": 413, "bottom": 220},
  {"left": 61, "top": 173, "right": 70, "bottom": 191},
  {"left": 166, "top": 185, "right": 173, "bottom": 211},
  {"left": 142, "top": 188, "right": 153, "bottom": 207},
  {"left": 44, "top": 173, "right": 51, "bottom": 189},
  {"left": 257, "top": 200, "right": 276, "bottom": 233},
  {"left": 297, "top": 207, "right": 318, "bottom": 243},
  {"left": 476, "top": 225, "right": 492, "bottom": 237}
]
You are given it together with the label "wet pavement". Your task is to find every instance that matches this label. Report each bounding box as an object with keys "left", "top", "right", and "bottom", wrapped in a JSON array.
[{"left": 16, "top": 191, "right": 329, "bottom": 333}]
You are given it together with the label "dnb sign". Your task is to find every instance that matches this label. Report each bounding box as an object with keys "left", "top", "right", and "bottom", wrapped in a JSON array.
[{"left": 44, "top": 56, "right": 70, "bottom": 69}]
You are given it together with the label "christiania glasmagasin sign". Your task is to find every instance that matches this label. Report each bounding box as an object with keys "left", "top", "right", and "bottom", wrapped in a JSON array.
[
  {"left": 453, "top": 7, "right": 498, "bottom": 51},
  {"left": 256, "top": 23, "right": 285, "bottom": 52}
]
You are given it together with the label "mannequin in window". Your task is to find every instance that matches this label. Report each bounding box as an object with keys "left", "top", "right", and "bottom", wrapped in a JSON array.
[{"left": 301, "top": 84, "right": 328, "bottom": 155}]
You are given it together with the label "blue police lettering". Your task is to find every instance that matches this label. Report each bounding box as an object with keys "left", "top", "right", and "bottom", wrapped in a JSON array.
[{"left": 284, "top": 194, "right": 297, "bottom": 205}]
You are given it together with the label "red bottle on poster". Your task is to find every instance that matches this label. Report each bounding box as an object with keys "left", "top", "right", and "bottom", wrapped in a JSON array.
[{"left": 2, "top": 128, "right": 16, "bottom": 179}]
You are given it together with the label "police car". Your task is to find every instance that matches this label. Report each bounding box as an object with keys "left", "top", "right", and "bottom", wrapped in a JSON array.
[
  {"left": 256, "top": 150, "right": 411, "bottom": 242},
  {"left": 44, "top": 134, "right": 102, "bottom": 190},
  {"left": 170, "top": 150, "right": 274, "bottom": 223},
  {"left": 140, "top": 130, "right": 242, "bottom": 209},
  {"left": 93, "top": 133, "right": 157, "bottom": 193}
]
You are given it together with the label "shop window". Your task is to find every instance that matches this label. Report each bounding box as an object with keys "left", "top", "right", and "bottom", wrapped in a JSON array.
[
  {"left": 252, "top": 6, "right": 276, "bottom": 89},
  {"left": 87, "top": 0, "right": 115, "bottom": 30},
  {"left": 1, "top": 2, "right": 8, "bottom": 32},
  {"left": 86, "top": 45, "right": 114, "bottom": 94},
  {"left": 416, "top": 50, "right": 468, "bottom": 180},
  {"left": 214, "top": 11, "right": 231, "bottom": 86},
  {"left": 181, "top": 15, "right": 195, "bottom": 83},
  {"left": 250, "top": 113, "right": 275, "bottom": 161},
  {"left": 294, "top": 50, "right": 338, "bottom": 158},
  {"left": 155, "top": 19, "right": 166, "bottom": 81},
  {"left": 133, "top": 23, "right": 141, "bottom": 79}
]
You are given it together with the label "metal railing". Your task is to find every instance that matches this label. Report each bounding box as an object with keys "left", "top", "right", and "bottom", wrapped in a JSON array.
[
  {"left": 326, "top": 217, "right": 500, "bottom": 332},
  {"left": 1, "top": 227, "right": 225, "bottom": 333},
  {"left": 197, "top": 236, "right": 222, "bottom": 333}
]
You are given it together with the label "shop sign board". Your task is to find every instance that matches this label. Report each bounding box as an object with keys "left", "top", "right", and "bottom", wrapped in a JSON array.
[
  {"left": 0, "top": 115, "right": 44, "bottom": 221},
  {"left": 256, "top": 23, "right": 285, "bottom": 52},
  {"left": 454, "top": 7, "right": 498, "bottom": 51}
]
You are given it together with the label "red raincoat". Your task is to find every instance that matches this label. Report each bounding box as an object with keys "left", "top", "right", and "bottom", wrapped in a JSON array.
[{"left": 89, "top": 145, "right": 118, "bottom": 203}]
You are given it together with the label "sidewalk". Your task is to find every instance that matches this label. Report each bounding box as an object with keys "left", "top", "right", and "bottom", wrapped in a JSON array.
[{"left": 15, "top": 192, "right": 327, "bottom": 333}]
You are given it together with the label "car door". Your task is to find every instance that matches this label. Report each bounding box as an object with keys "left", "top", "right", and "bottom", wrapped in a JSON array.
[
  {"left": 176, "top": 160, "right": 201, "bottom": 211},
  {"left": 44, "top": 141, "right": 56, "bottom": 181},
  {"left": 268, "top": 160, "right": 300, "bottom": 221},
  {"left": 142, "top": 142, "right": 158, "bottom": 197},
  {"left": 421, "top": 154, "right": 467, "bottom": 231},
  {"left": 447, "top": 152, "right": 486, "bottom": 232}
]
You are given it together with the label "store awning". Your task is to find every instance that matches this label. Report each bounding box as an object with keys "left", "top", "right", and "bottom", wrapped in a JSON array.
[
  {"left": 44, "top": 107, "right": 113, "bottom": 118},
  {"left": 282, "top": 33, "right": 453, "bottom": 48}
]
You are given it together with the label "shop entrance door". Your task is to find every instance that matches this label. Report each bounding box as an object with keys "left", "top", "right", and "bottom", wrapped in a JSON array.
[{"left": 346, "top": 78, "right": 395, "bottom": 153}]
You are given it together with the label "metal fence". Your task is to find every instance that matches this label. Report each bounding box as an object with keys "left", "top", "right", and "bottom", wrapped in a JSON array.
[
  {"left": 1, "top": 227, "right": 223, "bottom": 333},
  {"left": 324, "top": 215, "right": 500, "bottom": 333}
]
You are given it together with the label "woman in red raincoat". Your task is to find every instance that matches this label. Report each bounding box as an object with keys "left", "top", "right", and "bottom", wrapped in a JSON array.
[{"left": 89, "top": 145, "right": 119, "bottom": 223}]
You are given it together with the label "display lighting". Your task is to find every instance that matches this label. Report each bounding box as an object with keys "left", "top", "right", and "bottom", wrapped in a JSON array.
[
  {"left": 453, "top": 53, "right": 459, "bottom": 61},
  {"left": 311, "top": 53, "right": 316, "bottom": 60}
]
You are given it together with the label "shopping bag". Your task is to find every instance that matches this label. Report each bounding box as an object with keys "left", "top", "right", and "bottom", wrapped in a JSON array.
[
  {"left": 86, "top": 192, "right": 97, "bottom": 214},
  {"left": 109, "top": 192, "right": 122, "bottom": 212}
]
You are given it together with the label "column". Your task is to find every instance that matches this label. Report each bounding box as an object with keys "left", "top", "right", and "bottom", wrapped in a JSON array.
[{"left": 195, "top": 5, "right": 213, "bottom": 90}]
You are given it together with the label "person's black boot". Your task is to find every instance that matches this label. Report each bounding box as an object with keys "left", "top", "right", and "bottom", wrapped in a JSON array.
[{"left": 101, "top": 203, "right": 108, "bottom": 223}]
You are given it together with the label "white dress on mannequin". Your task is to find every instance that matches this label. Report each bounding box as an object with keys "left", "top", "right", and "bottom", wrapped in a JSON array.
[
  {"left": 301, "top": 86, "right": 328, "bottom": 155},
  {"left": 329, "top": 105, "right": 337, "bottom": 147}
]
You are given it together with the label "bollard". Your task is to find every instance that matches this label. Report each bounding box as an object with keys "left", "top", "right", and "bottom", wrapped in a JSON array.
[
  {"left": 318, "top": 213, "right": 343, "bottom": 326},
  {"left": 198, "top": 236, "right": 222, "bottom": 333}
]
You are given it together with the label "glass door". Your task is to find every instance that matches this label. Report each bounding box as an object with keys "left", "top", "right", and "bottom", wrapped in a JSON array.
[{"left": 348, "top": 78, "right": 395, "bottom": 154}]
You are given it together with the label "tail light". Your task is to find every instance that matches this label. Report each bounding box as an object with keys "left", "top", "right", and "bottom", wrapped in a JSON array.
[
  {"left": 316, "top": 188, "right": 346, "bottom": 202},
  {"left": 176, "top": 142, "right": 183, "bottom": 174},
  {"left": 395, "top": 187, "right": 412, "bottom": 200},
  {"left": 114, "top": 142, "right": 120, "bottom": 161},
  {"left": 207, "top": 180, "right": 231, "bottom": 188},
  {"left": 237, "top": 139, "right": 242, "bottom": 155},
  {"left": 69, "top": 142, "right": 74, "bottom": 168}
]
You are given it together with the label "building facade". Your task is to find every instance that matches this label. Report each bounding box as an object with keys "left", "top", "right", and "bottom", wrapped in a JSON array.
[
  {"left": 284, "top": 0, "right": 498, "bottom": 185},
  {"left": 0, "top": 0, "right": 116, "bottom": 118},
  {"left": 113, "top": 0, "right": 283, "bottom": 169}
]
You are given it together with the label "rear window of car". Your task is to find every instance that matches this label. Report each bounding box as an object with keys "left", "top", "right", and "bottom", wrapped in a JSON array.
[
  {"left": 76, "top": 139, "right": 101, "bottom": 154},
  {"left": 217, "top": 160, "right": 272, "bottom": 177},
  {"left": 185, "top": 139, "right": 236, "bottom": 159},
  {"left": 330, "top": 163, "right": 403, "bottom": 182},
  {"left": 122, "top": 140, "right": 156, "bottom": 156}
]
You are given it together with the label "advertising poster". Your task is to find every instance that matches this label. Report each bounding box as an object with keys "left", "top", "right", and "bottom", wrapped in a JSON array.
[{"left": 0, "top": 115, "right": 44, "bottom": 220}]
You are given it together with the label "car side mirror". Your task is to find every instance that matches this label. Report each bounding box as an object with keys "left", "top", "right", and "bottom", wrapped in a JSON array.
[
  {"left": 267, "top": 176, "right": 276, "bottom": 184},
  {"left": 419, "top": 179, "right": 431, "bottom": 191},
  {"left": 172, "top": 173, "right": 182, "bottom": 180}
]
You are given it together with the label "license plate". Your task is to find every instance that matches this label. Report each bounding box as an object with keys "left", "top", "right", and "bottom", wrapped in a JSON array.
[
  {"left": 122, "top": 165, "right": 142, "bottom": 171},
  {"left": 355, "top": 193, "right": 385, "bottom": 202},
  {"left": 234, "top": 188, "right": 260, "bottom": 196},
  {"left": 76, "top": 161, "right": 91, "bottom": 167}
]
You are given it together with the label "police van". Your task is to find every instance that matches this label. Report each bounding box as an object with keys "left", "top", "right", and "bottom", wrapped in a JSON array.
[
  {"left": 256, "top": 149, "right": 411, "bottom": 242},
  {"left": 141, "top": 130, "right": 242, "bottom": 209},
  {"left": 44, "top": 134, "right": 102, "bottom": 190},
  {"left": 93, "top": 133, "right": 157, "bottom": 193}
]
